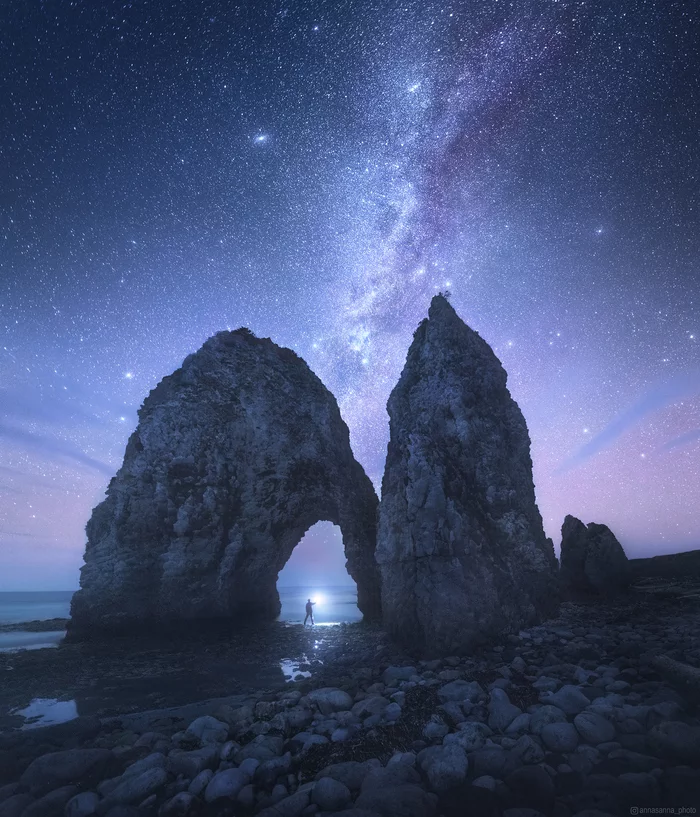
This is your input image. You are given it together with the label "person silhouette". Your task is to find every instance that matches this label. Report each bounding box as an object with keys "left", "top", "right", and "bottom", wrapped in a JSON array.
[{"left": 304, "top": 598, "right": 316, "bottom": 626}]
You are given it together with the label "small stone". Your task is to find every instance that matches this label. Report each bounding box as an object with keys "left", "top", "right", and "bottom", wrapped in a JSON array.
[
  {"left": 187, "top": 770, "right": 213, "bottom": 797},
  {"left": 306, "top": 688, "right": 353, "bottom": 715},
  {"left": 437, "top": 680, "right": 484, "bottom": 704},
  {"left": 423, "top": 720, "right": 449, "bottom": 741},
  {"left": 312, "top": 777, "right": 352, "bottom": 811},
  {"left": 169, "top": 747, "right": 218, "bottom": 779},
  {"left": 102, "top": 769, "right": 168, "bottom": 808},
  {"left": 573, "top": 711, "right": 616, "bottom": 745},
  {"left": 315, "top": 760, "right": 380, "bottom": 792},
  {"left": 541, "top": 685, "right": 590, "bottom": 715},
  {"left": 122, "top": 753, "right": 166, "bottom": 779},
  {"left": 158, "top": 792, "right": 198, "bottom": 817},
  {"left": 256, "top": 753, "right": 292, "bottom": 788},
  {"left": 238, "top": 757, "right": 260, "bottom": 778},
  {"left": 331, "top": 728, "right": 353, "bottom": 742},
  {"left": 21, "top": 786, "right": 78, "bottom": 817},
  {"left": 648, "top": 722, "right": 700, "bottom": 765},
  {"left": 443, "top": 721, "right": 492, "bottom": 752},
  {"left": 541, "top": 723, "right": 579, "bottom": 752},
  {"left": 65, "top": 792, "right": 100, "bottom": 817},
  {"left": 506, "top": 713, "right": 531, "bottom": 735},
  {"left": 385, "top": 703, "right": 402, "bottom": 721},
  {"left": 418, "top": 744, "right": 469, "bottom": 793},
  {"left": 511, "top": 735, "right": 545, "bottom": 764},
  {"left": 529, "top": 705, "right": 568, "bottom": 736},
  {"left": 470, "top": 747, "right": 515, "bottom": 778},
  {"left": 488, "top": 689, "right": 522, "bottom": 732},
  {"left": 352, "top": 696, "right": 390, "bottom": 719},
  {"left": 236, "top": 785, "right": 255, "bottom": 809},
  {"left": 204, "top": 769, "right": 249, "bottom": 803},
  {"left": 185, "top": 716, "right": 229, "bottom": 745},
  {"left": 270, "top": 784, "right": 288, "bottom": 804}
]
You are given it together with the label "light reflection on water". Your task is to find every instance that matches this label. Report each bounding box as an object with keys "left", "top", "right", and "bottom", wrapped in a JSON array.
[
  {"left": 280, "top": 658, "right": 312, "bottom": 681},
  {"left": 11, "top": 697, "right": 78, "bottom": 729},
  {"left": 277, "top": 585, "right": 361, "bottom": 624}
]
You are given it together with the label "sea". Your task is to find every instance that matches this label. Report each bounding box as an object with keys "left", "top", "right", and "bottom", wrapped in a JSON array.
[
  {"left": 0, "top": 585, "right": 361, "bottom": 652},
  {"left": 277, "top": 584, "right": 362, "bottom": 625}
]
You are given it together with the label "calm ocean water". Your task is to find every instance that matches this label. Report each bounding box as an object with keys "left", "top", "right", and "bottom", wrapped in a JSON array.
[
  {"left": 0, "top": 591, "right": 73, "bottom": 653},
  {"left": 277, "top": 584, "right": 361, "bottom": 624},
  {"left": 0, "top": 591, "right": 74, "bottom": 625},
  {"left": 0, "top": 585, "right": 360, "bottom": 652}
]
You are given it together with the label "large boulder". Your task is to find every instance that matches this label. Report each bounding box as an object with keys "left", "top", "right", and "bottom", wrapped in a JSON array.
[
  {"left": 376, "top": 295, "right": 559, "bottom": 654},
  {"left": 20, "top": 749, "right": 114, "bottom": 796},
  {"left": 68, "top": 329, "right": 380, "bottom": 638},
  {"left": 559, "top": 515, "right": 630, "bottom": 595}
]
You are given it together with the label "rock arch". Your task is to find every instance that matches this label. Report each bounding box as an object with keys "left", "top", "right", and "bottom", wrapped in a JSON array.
[{"left": 68, "top": 329, "right": 380, "bottom": 639}]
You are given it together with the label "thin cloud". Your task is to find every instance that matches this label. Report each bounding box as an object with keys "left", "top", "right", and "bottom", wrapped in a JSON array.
[
  {"left": 0, "top": 383, "right": 133, "bottom": 427},
  {"left": 557, "top": 371, "right": 700, "bottom": 473},
  {"left": 0, "top": 423, "right": 113, "bottom": 476}
]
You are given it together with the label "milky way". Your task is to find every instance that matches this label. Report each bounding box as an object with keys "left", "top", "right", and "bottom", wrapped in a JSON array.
[{"left": 1, "top": 0, "right": 698, "bottom": 588}]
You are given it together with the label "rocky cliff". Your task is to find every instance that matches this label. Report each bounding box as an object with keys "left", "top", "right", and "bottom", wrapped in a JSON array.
[
  {"left": 560, "top": 515, "right": 631, "bottom": 595},
  {"left": 68, "top": 329, "right": 380, "bottom": 639},
  {"left": 376, "top": 295, "right": 559, "bottom": 655}
]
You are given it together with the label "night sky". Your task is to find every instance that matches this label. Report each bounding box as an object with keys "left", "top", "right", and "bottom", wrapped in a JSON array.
[{"left": 1, "top": 0, "right": 698, "bottom": 590}]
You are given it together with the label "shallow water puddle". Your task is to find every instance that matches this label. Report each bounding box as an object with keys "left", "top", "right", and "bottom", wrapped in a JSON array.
[
  {"left": 279, "top": 658, "right": 312, "bottom": 681},
  {"left": 10, "top": 697, "right": 78, "bottom": 729}
]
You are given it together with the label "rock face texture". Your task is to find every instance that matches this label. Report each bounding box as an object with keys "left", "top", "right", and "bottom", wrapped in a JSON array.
[
  {"left": 69, "top": 329, "right": 380, "bottom": 639},
  {"left": 559, "top": 515, "right": 630, "bottom": 595},
  {"left": 376, "top": 295, "right": 559, "bottom": 655}
]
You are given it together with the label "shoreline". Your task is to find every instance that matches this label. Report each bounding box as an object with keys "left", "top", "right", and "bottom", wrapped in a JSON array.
[
  {"left": 0, "top": 617, "right": 70, "bottom": 634},
  {"left": 0, "top": 581, "right": 698, "bottom": 812}
]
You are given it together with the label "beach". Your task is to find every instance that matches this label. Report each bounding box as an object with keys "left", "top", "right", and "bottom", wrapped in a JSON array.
[{"left": 0, "top": 585, "right": 365, "bottom": 731}]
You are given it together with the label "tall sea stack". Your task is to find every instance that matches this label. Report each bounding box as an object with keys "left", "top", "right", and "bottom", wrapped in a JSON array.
[
  {"left": 376, "top": 295, "right": 559, "bottom": 655},
  {"left": 69, "top": 329, "right": 380, "bottom": 639}
]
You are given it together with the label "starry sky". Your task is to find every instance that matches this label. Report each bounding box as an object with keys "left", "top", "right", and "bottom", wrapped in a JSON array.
[{"left": 1, "top": 0, "right": 698, "bottom": 591}]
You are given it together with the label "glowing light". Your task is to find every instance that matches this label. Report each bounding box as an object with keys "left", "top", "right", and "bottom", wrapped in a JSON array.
[
  {"left": 253, "top": 134, "right": 268, "bottom": 144},
  {"left": 124, "top": 371, "right": 134, "bottom": 379}
]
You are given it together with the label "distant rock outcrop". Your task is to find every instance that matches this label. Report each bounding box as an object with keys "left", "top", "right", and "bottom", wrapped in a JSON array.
[
  {"left": 376, "top": 295, "right": 559, "bottom": 655},
  {"left": 68, "top": 329, "right": 380, "bottom": 639},
  {"left": 559, "top": 515, "right": 631, "bottom": 595}
]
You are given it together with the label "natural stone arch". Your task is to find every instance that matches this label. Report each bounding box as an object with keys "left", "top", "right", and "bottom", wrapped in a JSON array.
[{"left": 68, "top": 329, "right": 380, "bottom": 639}]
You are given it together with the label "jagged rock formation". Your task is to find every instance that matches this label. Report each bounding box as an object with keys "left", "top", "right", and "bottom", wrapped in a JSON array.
[
  {"left": 68, "top": 329, "right": 380, "bottom": 639},
  {"left": 376, "top": 295, "right": 559, "bottom": 655},
  {"left": 559, "top": 515, "right": 631, "bottom": 596}
]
